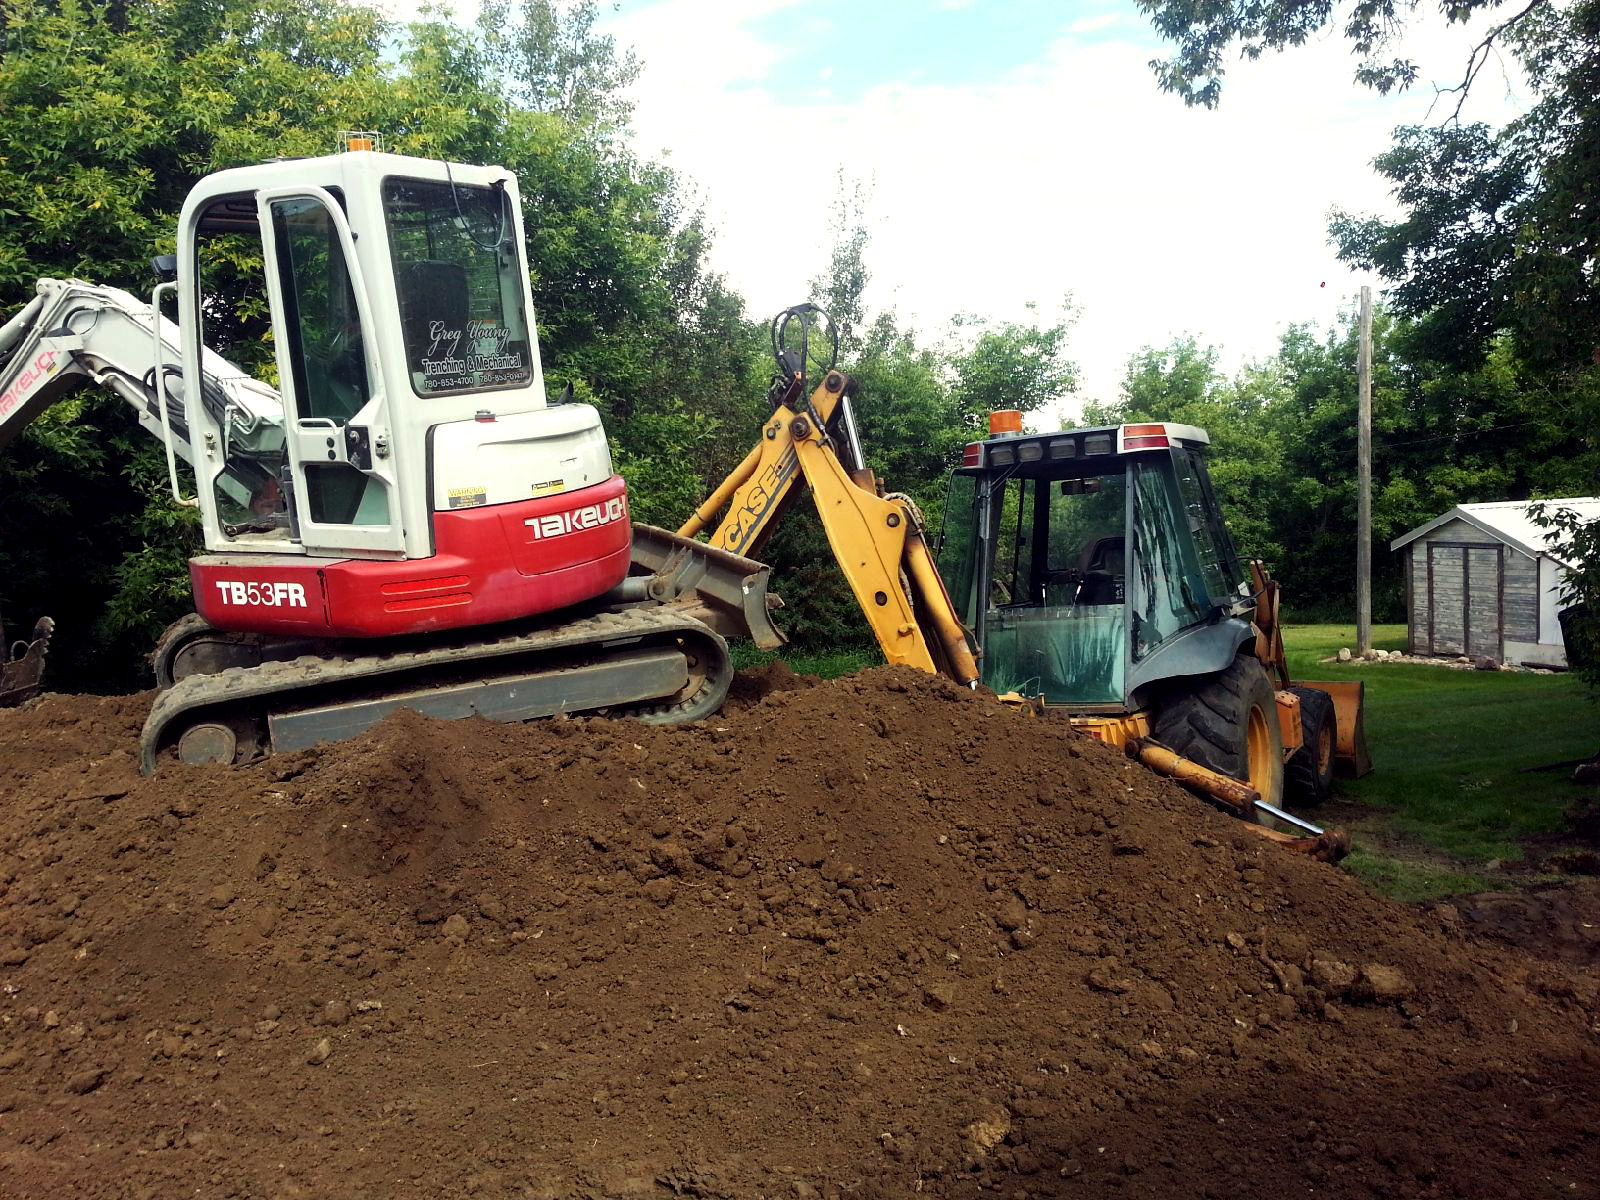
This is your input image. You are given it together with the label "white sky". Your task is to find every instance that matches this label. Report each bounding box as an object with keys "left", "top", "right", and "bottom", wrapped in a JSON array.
[{"left": 391, "top": 0, "right": 1529, "bottom": 418}]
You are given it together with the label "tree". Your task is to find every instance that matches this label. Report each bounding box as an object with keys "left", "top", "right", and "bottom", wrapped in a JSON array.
[
  {"left": 476, "top": 0, "right": 641, "bottom": 127},
  {"left": 1088, "top": 336, "right": 1289, "bottom": 573},
  {"left": 1140, "top": 0, "right": 1600, "bottom": 639},
  {"left": 1085, "top": 311, "right": 1579, "bottom": 621},
  {"left": 0, "top": 0, "right": 396, "bottom": 688},
  {"left": 1324, "top": 2, "right": 1600, "bottom": 485},
  {"left": 1135, "top": 0, "right": 1551, "bottom": 109},
  {"left": 806, "top": 174, "right": 873, "bottom": 359}
]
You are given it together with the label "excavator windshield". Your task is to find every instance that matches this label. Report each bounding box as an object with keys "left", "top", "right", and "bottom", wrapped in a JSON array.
[{"left": 382, "top": 178, "right": 533, "bottom": 397}]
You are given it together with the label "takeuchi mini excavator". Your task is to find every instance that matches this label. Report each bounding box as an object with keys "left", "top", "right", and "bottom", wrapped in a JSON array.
[{"left": 0, "top": 137, "right": 776, "bottom": 769}]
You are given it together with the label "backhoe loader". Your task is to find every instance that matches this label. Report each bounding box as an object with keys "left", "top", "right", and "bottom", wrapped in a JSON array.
[{"left": 682, "top": 307, "right": 1367, "bottom": 858}]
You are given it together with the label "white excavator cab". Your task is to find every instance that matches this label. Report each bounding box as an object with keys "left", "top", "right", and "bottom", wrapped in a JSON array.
[
  {"left": 177, "top": 146, "right": 553, "bottom": 560},
  {"left": 158, "top": 143, "right": 632, "bottom": 641}
]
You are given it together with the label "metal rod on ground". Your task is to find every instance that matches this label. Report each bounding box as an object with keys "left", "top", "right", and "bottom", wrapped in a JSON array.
[
  {"left": 1253, "top": 800, "right": 1326, "bottom": 837},
  {"left": 1357, "top": 284, "right": 1373, "bottom": 656}
]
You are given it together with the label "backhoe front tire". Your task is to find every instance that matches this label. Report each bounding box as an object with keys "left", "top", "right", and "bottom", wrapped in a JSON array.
[
  {"left": 1284, "top": 686, "right": 1337, "bottom": 804},
  {"left": 1152, "top": 655, "right": 1284, "bottom": 819}
]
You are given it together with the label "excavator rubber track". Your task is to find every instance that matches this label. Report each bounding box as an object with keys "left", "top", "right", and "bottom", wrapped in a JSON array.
[{"left": 139, "top": 604, "right": 732, "bottom": 774}]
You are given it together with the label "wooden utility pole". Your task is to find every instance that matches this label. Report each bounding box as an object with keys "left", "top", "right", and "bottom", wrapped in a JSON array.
[{"left": 1357, "top": 285, "right": 1373, "bottom": 655}]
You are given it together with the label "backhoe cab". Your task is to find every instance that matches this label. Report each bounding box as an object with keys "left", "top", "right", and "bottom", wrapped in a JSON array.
[
  {"left": 938, "top": 416, "right": 1368, "bottom": 848},
  {"left": 940, "top": 420, "right": 1250, "bottom": 711}
]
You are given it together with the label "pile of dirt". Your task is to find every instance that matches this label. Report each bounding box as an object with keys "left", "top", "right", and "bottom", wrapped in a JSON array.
[{"left": 1, "top": 666, "right": 1597, "bottom": 1199}]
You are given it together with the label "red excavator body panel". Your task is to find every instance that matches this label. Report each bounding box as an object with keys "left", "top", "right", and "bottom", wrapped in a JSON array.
[{"left": 189, "top": 476, "right": 630, "bottom": 638}]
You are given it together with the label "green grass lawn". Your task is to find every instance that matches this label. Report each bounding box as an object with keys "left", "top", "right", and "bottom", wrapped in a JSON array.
[
  {"left": 1284, "top": 623, "right": 1598, "bottom": 899},
  {"left": 729, "top": 642, "right": 885, "bottom": 679}
]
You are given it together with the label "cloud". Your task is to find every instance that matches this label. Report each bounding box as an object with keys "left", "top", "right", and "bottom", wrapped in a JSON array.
[
  {"left": 380, "top": 0, "right": 1528, "bottom": 419},
  {"left": 602, "top": 2, "right": 1526, "bottom": 417},
  {"left": 1065, "top": 14, "right": 1121, "bottom": 36}
]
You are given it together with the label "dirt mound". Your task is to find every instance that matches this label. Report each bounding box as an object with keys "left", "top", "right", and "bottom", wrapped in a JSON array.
[
  {"left": 1431, "top": 882, "right": 1600, "bottom": 966},
  {"left": 1, "top": 667, "right": 1597, "bottom": 1198},
  {"left": 722, "top": 659, "right": 817, "bottom": 710}
]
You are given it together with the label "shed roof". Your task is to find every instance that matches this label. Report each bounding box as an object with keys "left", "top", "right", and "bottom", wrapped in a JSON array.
[{"left": 1390, "top": 498, "right": 1599, "bottom": 565}]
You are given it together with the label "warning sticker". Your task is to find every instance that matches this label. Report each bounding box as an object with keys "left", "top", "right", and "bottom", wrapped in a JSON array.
[
  {"left": 447, "top": 487, "right": 487, "bottom": 510},
  {"left": 531, "top": 478, "right": 566, "bottom": 495}
]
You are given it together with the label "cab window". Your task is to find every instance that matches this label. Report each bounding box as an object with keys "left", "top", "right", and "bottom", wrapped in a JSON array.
[{"left": 383, "top": 177, "right": 533, "bottom": 396}]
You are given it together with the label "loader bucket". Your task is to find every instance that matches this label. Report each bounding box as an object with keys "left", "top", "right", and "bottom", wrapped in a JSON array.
[
  {"left": 1, "top": 616, "right": 54, "bottom": 708},
  {"left": 1297, "top": 679, "right": 1372, "bottom": 778}
]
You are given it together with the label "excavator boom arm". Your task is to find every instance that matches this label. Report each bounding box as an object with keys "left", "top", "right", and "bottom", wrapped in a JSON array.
[{"left": 0, "top": 278, "right": 284, "bottom": 464}]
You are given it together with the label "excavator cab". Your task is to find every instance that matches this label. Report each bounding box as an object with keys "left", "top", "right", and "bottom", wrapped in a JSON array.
[
  {"left": 939, "top": 421, "right": 1254, "bottom": 711},
  {"left": 168, "top": 139, "right": 631, "bottom": 639}
]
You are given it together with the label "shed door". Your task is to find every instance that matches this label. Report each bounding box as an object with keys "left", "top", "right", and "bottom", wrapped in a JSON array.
[
  {"left": 1427, "top": 542, "right": 1502, "bottom": 660},
  {"left": 1466, "top": 546, "right": 1502, "bottom": 659}
]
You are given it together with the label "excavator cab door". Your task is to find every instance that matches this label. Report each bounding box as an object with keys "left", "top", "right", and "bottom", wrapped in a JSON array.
[{"left": 256, "top": 186, "right": 404, "bottom": 557}]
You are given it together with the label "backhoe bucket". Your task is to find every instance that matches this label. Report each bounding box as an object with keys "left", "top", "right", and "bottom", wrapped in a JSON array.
[
  {"left": 1296, "top": 679, "right": 1372, "bottom": 778},
  {"left": 1, "top": 616, "right": 54, "bottom": 708},
  {"left": 627, "top": 524, "right": 785, "bottom": 652}
]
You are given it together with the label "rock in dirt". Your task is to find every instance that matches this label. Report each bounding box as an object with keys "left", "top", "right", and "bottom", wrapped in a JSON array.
[
  {"left": 1352, "top": 963, "right": 1414, "bottom": 1003},
  {"left": 321, "top": 1001, "right": 351, "bottom": 1027},
  {"left": 306, "top": 1038, "right": 332, "bottom": 1066},
  {"left": 962, "top": 1105, "right": 1011, "bottom": 1156},
  {"left": 1310, "top": 957, "right": 1358, "bottom": 995},
  {"left": 65, "top": 1068, "right": 107, "bottom": 1095},
  {"left": 994, "top": 895, "right": 1028, "bottom": 931},
  {"left": 642, "top": 878, "right": 675, "bottom": 906}
]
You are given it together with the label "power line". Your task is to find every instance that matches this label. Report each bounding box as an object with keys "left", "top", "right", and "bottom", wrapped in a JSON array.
[{"left": 1381, "top": 418, "right": 1544, "bottom": 448}]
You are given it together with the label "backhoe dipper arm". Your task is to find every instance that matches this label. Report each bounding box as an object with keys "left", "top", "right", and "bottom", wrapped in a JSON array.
[{"left": 681, "top": 369, "right": 980, "bottom": 687}]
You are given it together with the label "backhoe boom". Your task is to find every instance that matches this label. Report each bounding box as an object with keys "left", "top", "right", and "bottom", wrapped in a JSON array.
[{"left": 682, "top": 367, "right": 978, "bottom": 687}]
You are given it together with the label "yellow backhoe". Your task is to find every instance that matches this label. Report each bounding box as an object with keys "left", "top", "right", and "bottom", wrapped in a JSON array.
[{"left": 680, "top": 306, "right": 1369, "bottom": 860}]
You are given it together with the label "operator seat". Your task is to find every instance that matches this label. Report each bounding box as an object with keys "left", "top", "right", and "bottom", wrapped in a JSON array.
[
  {"left": 1076, "top": 536, "right": 1125, "bottom": 605},
  {"left": 398, "top": 260, "right": 470, "bottom": 379}
]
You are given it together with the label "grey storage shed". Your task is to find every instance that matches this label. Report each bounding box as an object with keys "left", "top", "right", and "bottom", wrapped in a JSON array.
[{"left": 1390, "top": 498, "right": 1597, "bottom": 668}]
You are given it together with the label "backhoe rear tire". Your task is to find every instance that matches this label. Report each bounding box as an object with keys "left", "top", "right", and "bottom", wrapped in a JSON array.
[
  {"left": 1284, "top": 686, "right": 1337, "bottom": 805},
  {"left": 1152, "top": 654, "right": 1284, "bottom": 819}
]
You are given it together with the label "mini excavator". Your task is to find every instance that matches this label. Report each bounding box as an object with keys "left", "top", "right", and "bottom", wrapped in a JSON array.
[{"left": 0, "top": 137, "right": 776, "bottom": 769}]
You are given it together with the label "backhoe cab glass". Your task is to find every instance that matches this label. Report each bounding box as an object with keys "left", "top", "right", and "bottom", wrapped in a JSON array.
[
  {"left": 976, "top": 467, "right": 1128, "bottom": 704},
  {"left": 940, "top": 430, "right": 1246, "bottom": 709},
  {"left": 383, "top": 179, "right": 533, "bottom": 396}
]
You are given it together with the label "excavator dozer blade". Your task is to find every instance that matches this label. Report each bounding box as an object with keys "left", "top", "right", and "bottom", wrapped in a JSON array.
[
  {"left": 1297, "top": 679, "right": 1373, "bottom": 778},
  {"left": 0, "top": 617, "right": 54, "bottom": 708},
  {"left": 628, "top": 524, "right": 786, "bottom": 652}
]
